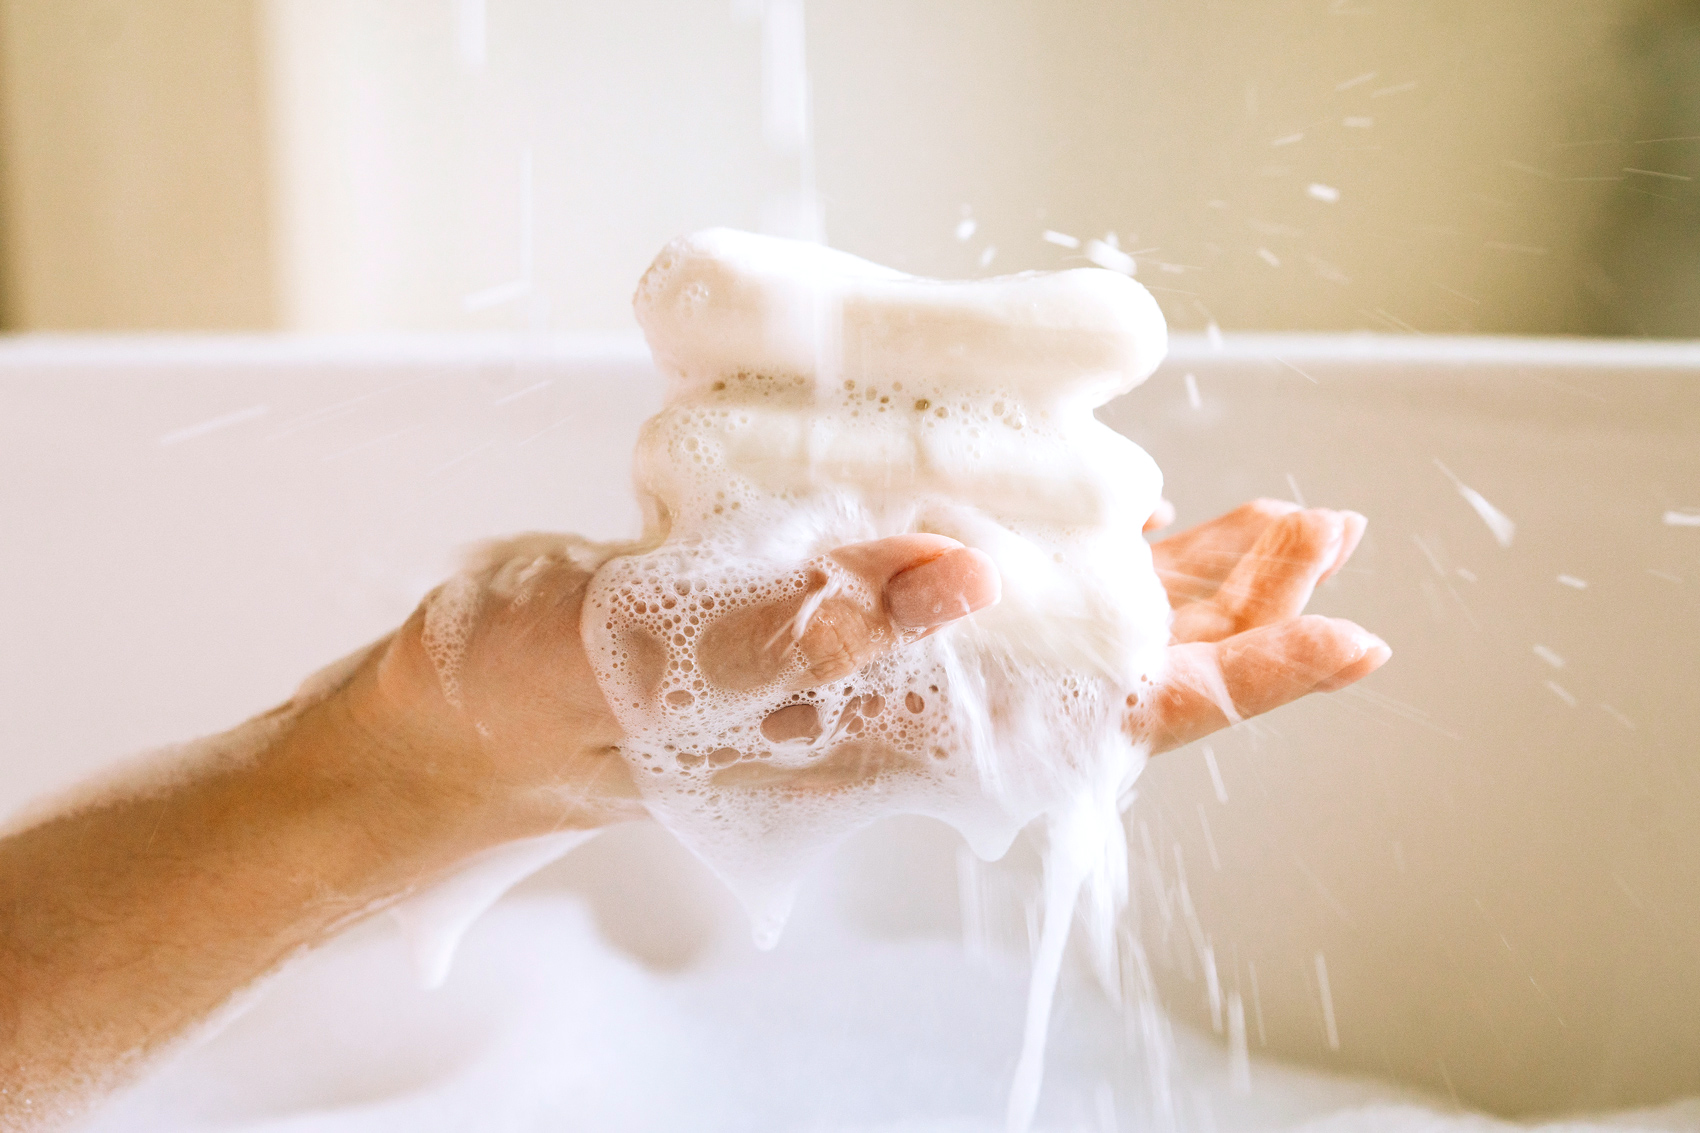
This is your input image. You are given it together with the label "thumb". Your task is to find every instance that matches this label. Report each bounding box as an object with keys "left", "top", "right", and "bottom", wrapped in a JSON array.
[{"left": 697, "top": 534, "right": 1000, "bottom": 693}]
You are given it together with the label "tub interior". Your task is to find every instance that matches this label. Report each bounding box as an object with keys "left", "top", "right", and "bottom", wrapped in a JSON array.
[{"left": 3, "top": 334, "right": 1698, "bottom": 1130}]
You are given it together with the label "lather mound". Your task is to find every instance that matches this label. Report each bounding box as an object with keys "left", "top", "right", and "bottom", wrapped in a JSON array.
[
  {"left": 584, "top": 231, "right": 1175, "bottom": 1128},
  {"left": 588, "top": 229, "right": 1172, "bottom": 933}
]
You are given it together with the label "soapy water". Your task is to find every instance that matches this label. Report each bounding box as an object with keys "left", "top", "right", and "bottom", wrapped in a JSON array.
[{"left": 77, "top": 888, "right": 1700, "bottom": 1133}]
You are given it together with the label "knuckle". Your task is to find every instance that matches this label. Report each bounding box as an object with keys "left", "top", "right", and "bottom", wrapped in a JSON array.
[{"left": 799, "top": 599, "right": 876, "bottom": 683}]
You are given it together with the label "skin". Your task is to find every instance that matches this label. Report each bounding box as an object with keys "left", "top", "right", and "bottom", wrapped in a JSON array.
[{"left": 0, "top": 499, "right": 1386, "bottom": 1130}]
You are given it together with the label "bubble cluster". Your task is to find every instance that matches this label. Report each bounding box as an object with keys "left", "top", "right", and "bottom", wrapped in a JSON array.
[{"left": 420, "top": 573, "right": 482, "bottom": 709}]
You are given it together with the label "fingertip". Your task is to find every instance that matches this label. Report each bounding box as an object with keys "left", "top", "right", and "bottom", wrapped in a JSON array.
[
  {"left": 886, "top": 545, "right": 1001, "bottom": 630},
  {"left": 962, "top": 546, "right": 1002, "bottom": 607},
  {"left": 1320, "top": 510, "right": 1368, "bottom": 583},
  {"left": 1316, "top": 623, "right": 1390, "bottom": 691},
  {"left": 1349, "top": 624, "right": 1389, "bottom": 657},
  {"left": 1341, "top": 510, "right": 1368, "bottom": 547}
]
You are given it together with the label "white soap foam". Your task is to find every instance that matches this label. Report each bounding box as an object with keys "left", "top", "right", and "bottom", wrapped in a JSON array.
[
  {"left": 583, "top": 229, "right": 1176, "bottom": 1126},
  {"left": 77, "top": 894, "right": 1700, "bottom": 1133},
  {"left": 390, "top": 830, "right": 597, "bottom": 989}
]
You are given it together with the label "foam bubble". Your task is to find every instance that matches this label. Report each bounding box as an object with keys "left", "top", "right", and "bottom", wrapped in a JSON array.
[{"left": 420, "top": 573, "right": 482, "bottom": 709}]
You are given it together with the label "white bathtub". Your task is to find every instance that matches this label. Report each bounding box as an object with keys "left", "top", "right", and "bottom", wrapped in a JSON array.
[{"left": 3, "top": 334, "right": 1697, "bottom": 1130}]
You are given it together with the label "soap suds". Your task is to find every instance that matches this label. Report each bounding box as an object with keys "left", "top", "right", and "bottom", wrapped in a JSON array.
[
  {"left": 391, "top": 830, "right": 597, "bottom": 989},
  {"left": 79, "top": 894, "right": 1700, "bottom": 1133},
  {"left": 583, "top": 229, "right": 1178, "bottom": 1125},
  {"left": 420, "top": 573, "right": 482, "bottom": 709}
]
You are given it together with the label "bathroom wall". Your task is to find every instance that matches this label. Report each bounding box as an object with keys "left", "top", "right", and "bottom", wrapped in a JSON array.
[
  {"left": 0, "top": 0, "right": 275, "bottom": 329},
  {"left": 0, "top": 0, "right": 1689, "bottom": 335}
]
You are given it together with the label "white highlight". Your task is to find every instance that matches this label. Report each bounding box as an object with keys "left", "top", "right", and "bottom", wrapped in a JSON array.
[
  {"left": 1557, "top": 574, "right": 1588, "bottom": 589},
  {"left": 1085, "top": 239, "right": 1136, "bottom": 275},
  {"left": 956, "top": 216, "right": 978, "bottom": 241},
  {"left": 1435, "top": 460, "right": 1516, "bottom": 548},
  {"left": 1203, "top": 743, "right": 1228, "bottom": 803},
  {"left": 454, "top": 0, "right": 486, "bottom": 71},
  {"left": 1204, "top": 939, "right": 1224, "bottom": 1032},
  {"left": 156, "top": 404, "right": 269, "bottom": 446},
  {"left": 1043, "top": 229, "right": 1081, "bottom": 249},
  {"left": 1546, "top": 681, "right": 1578, "bottom": 708},
  {"left": 1664, "top": 510, "right": 1700, "bottom": 527},
  {"left": 760, "top": 0, "right": 810, "bottom": 150},
  {"left": 1308, "top": 183, "right": 1341, "bottom": 203},
  {"left": 1600, "top": 703, "right": 1635, "bottom": 729},
  {"left": 1199, "top": 804, "right": 1222, "bottom": 871},
  {"left": 1533, "top": 645, "right": 1565, "bottom": 669},
  {"left": 1315, "top": 951, "right": 1340, "bottom": 1050},
  {"left": 1228, "top": 990, "right": 1252, "bottom": 1092},
  {"left": 1185, "top": 372, "right": 1202, "bottom": 410},
  {"left": 491, "top": 380, "right": 552, "bottom": 406},
  {"left": 1249, "top": 961, "right": 1267, "bottom": 1045}
]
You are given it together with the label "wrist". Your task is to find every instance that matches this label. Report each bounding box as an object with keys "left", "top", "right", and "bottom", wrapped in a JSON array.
[
  {"left": 256, "top": 679, "right": 505, "bottom": 895},
  {"left": 323, "top": 634, "right": 642, "bottom": 857}
]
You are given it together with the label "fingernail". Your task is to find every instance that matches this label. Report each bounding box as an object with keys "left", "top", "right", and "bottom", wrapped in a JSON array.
[
  {"left": 1350, "top": 628, "right": 1390, "bottom": 659},
  {"left": 886, "top": 547, "right": 1000, "bottom": 629},
  {"left": 1324, "top": 510, "right": 1347, "bottom": 548}
]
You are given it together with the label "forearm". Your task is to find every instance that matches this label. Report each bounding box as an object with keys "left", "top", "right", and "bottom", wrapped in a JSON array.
[{"left": 0, "top": 676, "right": 498, "bottom": 1129}]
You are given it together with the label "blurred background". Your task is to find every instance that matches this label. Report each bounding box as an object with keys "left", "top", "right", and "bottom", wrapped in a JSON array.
[
  {"left": 3, "top": 3, "right": 1700, "bottom": 1124},
  {"left": 0, "top": 0, "right": 1696, "bottom": 338}
]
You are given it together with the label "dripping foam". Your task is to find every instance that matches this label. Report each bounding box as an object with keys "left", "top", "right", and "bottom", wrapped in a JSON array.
[{"left": 584, "top": 229, "right": 1175, "bottom": 1128}]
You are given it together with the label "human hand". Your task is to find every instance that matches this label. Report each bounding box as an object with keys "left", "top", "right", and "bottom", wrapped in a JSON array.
[
  {"left": 588, "top": 498, "right": 1385, "bottom": 785},
  {"left": 1140, "top": 498, "right": 1389, "bottom": 752},
  {"left": 345, "top": 500, "right": 1386, "bottom": 846},
  {"left": 340, "top": 532, "right": 1002, "bottom": 846}
]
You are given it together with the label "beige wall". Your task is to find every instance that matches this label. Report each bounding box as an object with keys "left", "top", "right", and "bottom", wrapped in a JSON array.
[
  {"left": 0, "top": 0, "right": 1680, "bottom": 335},
  {"left": 0, "top": 0, "right": 275, "bottom": 329},
  {"left": 261, "top": 0, "right": 1654, "bottom": 337},
  {"left": 259, "top": 0, "right": 769, "bottom": 333}
]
